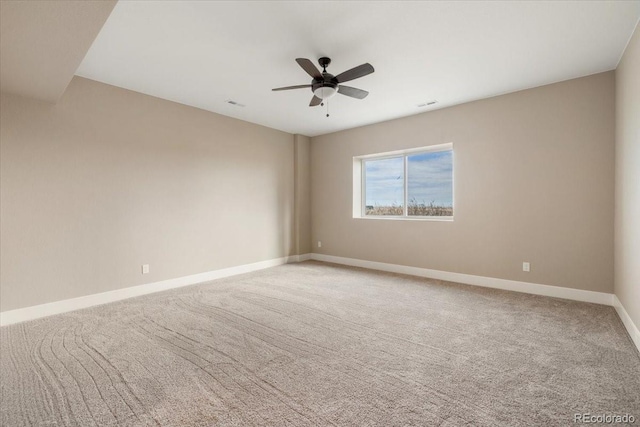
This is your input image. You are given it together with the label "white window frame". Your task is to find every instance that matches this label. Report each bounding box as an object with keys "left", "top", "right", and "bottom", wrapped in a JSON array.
[{"left": 353, "top": 143, "right": 454, "bottom": 221}]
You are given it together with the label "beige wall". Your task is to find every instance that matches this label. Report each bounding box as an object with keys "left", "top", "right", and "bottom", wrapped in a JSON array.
[
  {"left": 0, "top": 69, "right": 621, "bottom": 311},
  {"left": 0, "top": 77, "right": 295, "bottom": 312},
  {"left": 294, "top": 134, "right": 312, "bottom": 256},
  {"left": 311, "top": 72, "right": 615, "bottom": 293},
  {"left": 615, "top": 25, "right": 640, "bottom": 328},
  {"left": 0, "top": 0, "right": 116, "bottom": 102}
]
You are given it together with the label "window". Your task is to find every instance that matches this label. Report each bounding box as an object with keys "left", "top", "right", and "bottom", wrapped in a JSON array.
[{"left": 353, "top": 144, "right": 453, "bottom": 219}]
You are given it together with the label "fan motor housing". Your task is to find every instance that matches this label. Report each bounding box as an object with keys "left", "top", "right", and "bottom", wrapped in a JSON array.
[{"left": 311, "top": 74, "right": 338, "bottom": 93}]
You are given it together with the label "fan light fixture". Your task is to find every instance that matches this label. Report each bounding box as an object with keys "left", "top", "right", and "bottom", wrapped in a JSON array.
[{"left": 313, "top": 85, "right": 337, "bottom": 100}]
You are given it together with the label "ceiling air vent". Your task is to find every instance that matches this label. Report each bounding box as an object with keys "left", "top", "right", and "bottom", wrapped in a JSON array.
[
  {"left": 225, "top": 100, "right": 245, "bottom": 107},
  {"left": 417, "top": 100, "right": 438, "bottom": 108}
]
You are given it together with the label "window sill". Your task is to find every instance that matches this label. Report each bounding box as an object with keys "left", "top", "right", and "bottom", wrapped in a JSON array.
[{"left": 353, "top": 216, "right": 454, "bottom": 222}]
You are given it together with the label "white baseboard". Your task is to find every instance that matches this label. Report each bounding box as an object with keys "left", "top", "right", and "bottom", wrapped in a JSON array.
[
  {"left": 296, "top": 253, "right": 312, "bottom": 262},
  {"left": 311, "top": 252, "right": 640, "bottom": 353},
  {"left": 309, "top": 253, "right": 614, "bottom": 306},
  {"left": 613, "top": 295, "right": 640, "bottom": 353},
  {"left": 0, "top": 255, "right": 304, "bottom": 326},
  {"left": 2, "top": 251, "right": 626, "bottom": 340}
]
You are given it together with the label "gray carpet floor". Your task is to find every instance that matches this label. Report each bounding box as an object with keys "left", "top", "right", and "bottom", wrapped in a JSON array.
[{"left": 1, "top": 261, "right": 639, "bottom": 426}]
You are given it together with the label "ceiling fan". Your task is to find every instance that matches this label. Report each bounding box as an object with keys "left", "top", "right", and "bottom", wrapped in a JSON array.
[{"left": 272, "top": 57, "right": 374, "bottom": 110}]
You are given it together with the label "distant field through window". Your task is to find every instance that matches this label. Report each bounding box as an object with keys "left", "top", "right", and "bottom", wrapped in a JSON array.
[{"left": 356, "top": 144, "right": 453, "bottom": 219}]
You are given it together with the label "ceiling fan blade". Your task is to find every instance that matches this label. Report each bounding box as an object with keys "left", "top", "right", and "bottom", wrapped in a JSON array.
[
  {"left": 335, "top": 63, "right": 375, "bottom": 83},
  {"left": 338, "top": 85, "right": 369, "bottom": 99},
  {"left": 272, "top": 84, "right": 311, "bottom": 91},
  {"left": 309, "top": 95, "right": 322, "bottom": 107},
  {"left": 296, "top": 58, "right": 322, "bottom": 79}
]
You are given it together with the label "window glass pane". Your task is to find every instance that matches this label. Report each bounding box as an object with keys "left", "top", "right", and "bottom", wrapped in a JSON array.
[
  {"left": 365, "top": 157, "right": 404, "bottom": 215},
  {"left": 407, "top": 150, "right": 453, "bottom": 216}
]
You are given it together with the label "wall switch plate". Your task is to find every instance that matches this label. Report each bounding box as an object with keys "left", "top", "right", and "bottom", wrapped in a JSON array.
[
  {"left": 318, "top": 241, "right": 322, "bottom": 248},
  {"left": 523, "top": 262, "right": 530, "bottom": 272},
  {"left": 142, "top": 264, "right": 150, "bottom": 274}
]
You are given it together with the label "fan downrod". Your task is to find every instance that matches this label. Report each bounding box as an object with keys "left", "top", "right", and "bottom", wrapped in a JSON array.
[{"left": 318, "top": 57, "right": 331, "bottom": 72}]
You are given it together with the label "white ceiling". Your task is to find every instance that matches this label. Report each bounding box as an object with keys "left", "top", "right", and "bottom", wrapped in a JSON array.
[{"left": 76, "top": 1, "right": 640, "bottom": 137}]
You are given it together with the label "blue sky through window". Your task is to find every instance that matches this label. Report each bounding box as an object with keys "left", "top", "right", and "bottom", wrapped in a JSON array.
[
  {"left": 365, "top": 157, "right": 404, "bottom": 207},
  {"left": 365, "top": 150, "right": 452, "bottom": 207},
  {"left": 408, "top": 151, "right": 453, "bottom": 207}
]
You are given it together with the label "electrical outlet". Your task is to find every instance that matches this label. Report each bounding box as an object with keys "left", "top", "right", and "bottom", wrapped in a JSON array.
[
  {"left": 318, "top": 241, "right": 322, "bottom": 248},
  {"left": 522, "top": 262, "right": 530, "bottom": 272},
  {"left": 142, "top": 264, "right": 150, "bottom": 274}
]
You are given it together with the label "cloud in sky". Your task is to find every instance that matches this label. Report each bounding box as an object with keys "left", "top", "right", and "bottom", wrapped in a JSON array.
[
  {"left": 365, "top": 157, "right": 404, "bottom": 206},
  {"left": 365, "top": 150, "right": 453, "bottom": 207}
]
